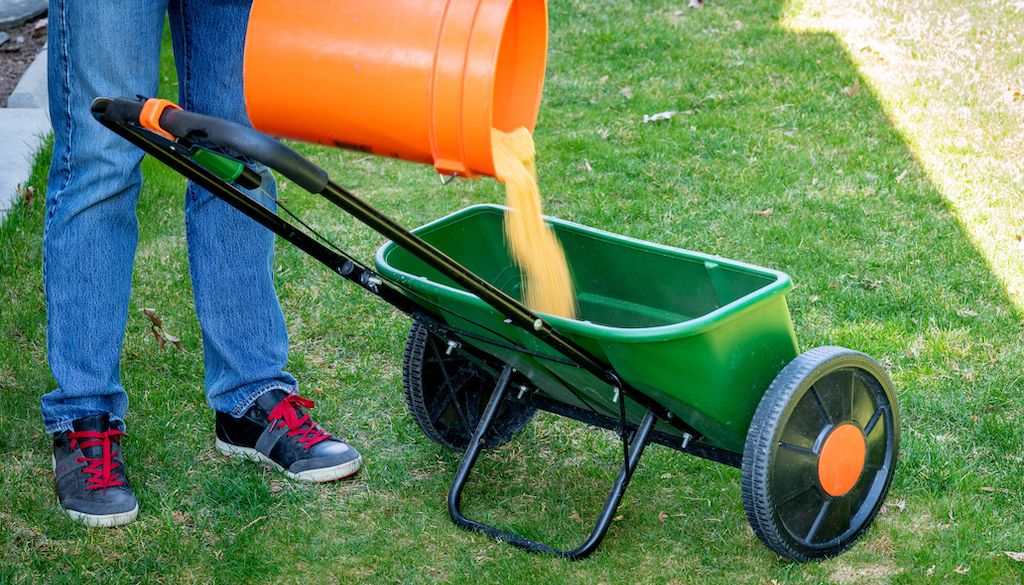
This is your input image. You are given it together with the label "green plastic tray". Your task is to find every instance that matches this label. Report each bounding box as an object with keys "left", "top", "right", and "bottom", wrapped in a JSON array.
[{"left": 374, "top": 205, "right": 799, "bottom": 451}]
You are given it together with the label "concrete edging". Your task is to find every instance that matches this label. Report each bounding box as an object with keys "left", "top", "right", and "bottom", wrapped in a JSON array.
[{"left": 0, "top": 46, "right": 50, "bottom": 223}]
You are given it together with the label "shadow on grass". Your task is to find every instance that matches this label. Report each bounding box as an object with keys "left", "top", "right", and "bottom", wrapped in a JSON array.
[{"left": 1, "top": 0, "right": 1022, "bottom": 582}]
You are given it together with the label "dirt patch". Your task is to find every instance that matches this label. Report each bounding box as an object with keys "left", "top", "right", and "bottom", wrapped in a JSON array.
[
  {"left": 0, "top": 15, "right": 47, "bottom": 107},
  {"left": 831, "top": 562, "right": 899, "bottom": 584}
]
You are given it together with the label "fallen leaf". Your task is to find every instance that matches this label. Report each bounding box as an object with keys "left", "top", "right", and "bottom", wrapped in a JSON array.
[
  {"left": 613, "top": 515, "right": 624, "bottom": 521},
  {"left": 269, "top": 482, "right": 284, "bottom": 494},
  {"left": 953, "top": 565, "right": 969, "bottom": 574},
  {"left": 926, "top": 565, "right": 935, "bottom": 576},
  {"left": 17, "top": 184, "right": 34, "bottom": 206},
  {"left": 657, "top": 511, "right": 668, "bottom": 522},
  {"left": 756, "top": 208, "right": 774, "bottom": 218},
  {"left": 163, "top": 332, "right": 184, "bottom": 352},
  {"left": 620, "top": 86, "right": 633, "bottom": 99},
  {"left": 143, "top": 308, "right": 184, "bottom": 351},
  {"left": 141, "top": 308, "right": 163, "bottom": 328},
  {"left": 1005, "top": 551, "right": 1024, "bottom": 562},
  {"left": 643, "top": 111, "right": 676, "bottom": 123},
  {"left": 569, "top": 510, "right": 581, "bottom": 522},
  {"left": 1015, "top": 234, "right": 1022, "bottom": 242},
  {"left": 841, "top": 81, "right": 861, "bottom": 97},
  {"left": 582, "top": 160, "right": 594, "bottom": 173},
  {"left": 885, "top": 499, "right": 907, "bottom": 512},
  {"left": 956, "top": 308, "right": 978, "bottom": 318}
]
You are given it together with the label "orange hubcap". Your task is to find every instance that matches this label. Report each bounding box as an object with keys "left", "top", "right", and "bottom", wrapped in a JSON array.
[{"left": 817, "top": 423, "right": 866, "bottom": 497}]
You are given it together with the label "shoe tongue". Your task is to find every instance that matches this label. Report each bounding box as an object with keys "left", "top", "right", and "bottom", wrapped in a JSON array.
[
  {"left": 71, "top": 413, "right": 116, "bottom": 459},
  {"left": 255, "top": 389, "right": 291, "bottom": 413},
  {"left": 72, "top": 413, "right": 112, "bottom": 433}
]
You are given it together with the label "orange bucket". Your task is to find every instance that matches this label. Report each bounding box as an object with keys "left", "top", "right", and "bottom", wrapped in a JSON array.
[{"left": 243, "top": 0, "right": 548, "bottom": 179}]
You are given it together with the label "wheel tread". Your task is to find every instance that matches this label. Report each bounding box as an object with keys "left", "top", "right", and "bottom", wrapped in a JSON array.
[{"left": 741, "top": 346, "right": 900, "bottom": 561}]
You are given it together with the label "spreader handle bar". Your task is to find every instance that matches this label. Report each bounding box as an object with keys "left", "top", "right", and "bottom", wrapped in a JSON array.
[
  {"left": 92, "top": 96, "right": 702, "bottom": 440},
  {"left": 96, "top": 97, "right": 329, "bottom": 193}
]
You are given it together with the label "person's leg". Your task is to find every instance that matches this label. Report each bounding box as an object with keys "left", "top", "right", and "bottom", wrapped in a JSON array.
[
  {"left": 168, "top": 0, "right": 361, "bottom": 483},
  {"left": 167, "top": 0, "right": 295, "bottom": 416},
  {"left": 41, "top": 0, "right": 166, "bottom": 433}
]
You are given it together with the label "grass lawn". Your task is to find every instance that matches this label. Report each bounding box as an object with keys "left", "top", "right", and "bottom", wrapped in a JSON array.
[{"left": 2, "top": 0, "right": 1023, "bottom": 583}]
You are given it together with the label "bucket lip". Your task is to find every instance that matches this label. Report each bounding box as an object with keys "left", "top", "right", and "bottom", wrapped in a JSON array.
[
  {"left": 492, "top": 0, "right": 548, "bottom": 136},
  {"left": 429, "top": 0, "right": 548, "bottom": 178},
  {"left": 374, "top": 204, "right": 794, "bottom": 343}
]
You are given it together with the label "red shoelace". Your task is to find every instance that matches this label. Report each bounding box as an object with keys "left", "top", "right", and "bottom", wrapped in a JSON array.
[
  {"left": 67, "top": 429, "right": 127, "bottom": 492},
  {"left": 267, "top": 394, "right": 332, "bottom": 449}
]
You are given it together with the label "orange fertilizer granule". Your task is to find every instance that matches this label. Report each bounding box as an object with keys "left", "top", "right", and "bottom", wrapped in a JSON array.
[{"left": 491, "top": 127, "right": 578, "bottom": 319}]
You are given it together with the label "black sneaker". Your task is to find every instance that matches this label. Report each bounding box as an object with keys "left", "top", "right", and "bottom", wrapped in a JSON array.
[
  {"left": 52, "top": 413, "right": 139, "bottom": 527},
  {"left": 215, "top": 389, "right": 362, "bottom": 482}
]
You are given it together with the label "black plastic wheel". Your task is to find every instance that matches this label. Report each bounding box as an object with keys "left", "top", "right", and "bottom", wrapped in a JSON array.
[
  {"left": 402, "top": 320, "right": 536, "bottom": 450},
  {"left": 741, "top": 346, "right": 900, "bottom": 561}
]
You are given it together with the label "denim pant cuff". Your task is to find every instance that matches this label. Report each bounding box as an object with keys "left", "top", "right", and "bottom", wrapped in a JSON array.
[
  {"left": 226, "top": 381, "right": 297, "bottom": 418},
  {"left": 46, "top": 413, "right": 126, "bottom": 435}
]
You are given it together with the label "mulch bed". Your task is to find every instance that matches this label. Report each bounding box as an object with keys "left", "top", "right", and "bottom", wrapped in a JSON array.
[{"left": 0, "top": 15, "right": 47, "bottom": 107}]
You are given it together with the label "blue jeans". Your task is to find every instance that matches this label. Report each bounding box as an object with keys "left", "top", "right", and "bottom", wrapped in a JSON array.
[{"left": 41, "top": 0, "right": 296, "bottom": 433}]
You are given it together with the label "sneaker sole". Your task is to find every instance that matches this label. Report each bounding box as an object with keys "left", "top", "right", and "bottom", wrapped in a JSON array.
[
  {"left": 214, "top": 438, "right": 362, "bottom": 482},
  {"left": 52, "top": 455, "right": 139, "bottom": 528},
  {"left": 62, "top": 500, "right": 140, "bottom": 528}
]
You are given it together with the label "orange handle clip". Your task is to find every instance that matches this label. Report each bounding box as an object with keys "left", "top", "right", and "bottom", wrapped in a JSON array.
[{"left": 139, "top": 98, "right": 183, "bottom": 141}]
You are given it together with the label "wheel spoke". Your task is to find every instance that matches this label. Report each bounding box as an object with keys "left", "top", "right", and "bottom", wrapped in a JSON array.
[
  {"left": 813, "top": 493, "right": 858, "bottom": 544},
  {"left": 463, "top": 384, "right": 483, "bottom": 430},
  {"left": 423, "top": 354, "right": 470, "bottom": 368},
  {"left": 772, "top": 441, "right": 819, "bottom": 514},
  {"left": 779, "top": 442, "right": 817, "bottom": 457},
  {"left": 812, "top": 368, "right": 854, "bottom": 423},
  {"left": 782, "top": 391, "right": 829, "bottom": 448},
  {"left": 850, "top": 373, "right": 877, "bottom": 427},
  {"left": 865, "top": 410, "right": 890, "bottom": 468},
  {"left": 805, "top": 499, "right": 832, "bottom": 542},
  {"left": 426, "top": 390, "right": 454, "bottom": 424},
  {"left": 864, "top": 406, "right": 884, "bottom": 435},
  {"left": 427, "top": 337, "right": 473, "bottom": 430},
  {"left": 810, "top": 387, "right": 833, "bottom": 424},
  {"left": 776, "top": 484, "right": 814, "bottom": 509},
  {"left": 778, "top": 487, "right": 828, "bottom": 543}
]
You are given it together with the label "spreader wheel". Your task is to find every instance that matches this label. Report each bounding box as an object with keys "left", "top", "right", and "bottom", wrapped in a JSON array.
[
  {"left": 402, "top": 320, "right": 536, "bottom": 450},
  {"left": 741, "top": 346, "right": 899, "bottom": 561}
]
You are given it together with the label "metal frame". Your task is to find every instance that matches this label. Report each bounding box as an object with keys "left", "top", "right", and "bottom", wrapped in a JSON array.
[
  {"left": 448, "top": 365, "right": 658, "bottom": 559},
  {"left": 92, "top": 100, "right": 744, "bottom": 560}
]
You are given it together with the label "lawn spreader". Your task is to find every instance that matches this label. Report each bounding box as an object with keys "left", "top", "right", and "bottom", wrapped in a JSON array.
[{"left": 92, "top": 95, "right": 899, "bottom": 562}]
